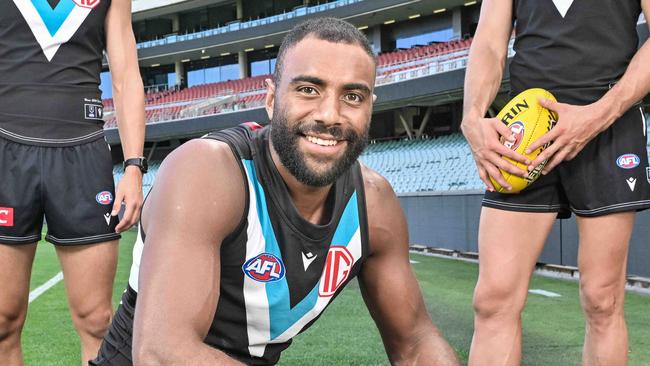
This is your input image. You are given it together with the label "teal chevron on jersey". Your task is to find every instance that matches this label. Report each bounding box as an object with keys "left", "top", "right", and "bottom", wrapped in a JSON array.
[
  {"left": 33, "top": 0, "right": 76, "bottom": 36},
  {"left": 266, "top": 192, "right": 360, "bottom": 339}
]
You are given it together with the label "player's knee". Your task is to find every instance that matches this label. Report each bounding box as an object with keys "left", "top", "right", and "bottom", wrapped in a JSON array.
[
  {"left": 0, "top": 310, "right": 27, "bottom": 344},
  {"left": 580, "top": 284, "right": 622, "bottom": 325},
  {"left": 71, "top": 306, "right": 113, "bottom": 340},
  {"left": 472, "top": 283, "right": 525, "bottom": 320}
]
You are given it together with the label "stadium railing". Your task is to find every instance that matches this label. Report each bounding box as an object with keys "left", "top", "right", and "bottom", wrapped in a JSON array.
[{"left": 135, "top": 0, "right": 363, "bottom": 50}]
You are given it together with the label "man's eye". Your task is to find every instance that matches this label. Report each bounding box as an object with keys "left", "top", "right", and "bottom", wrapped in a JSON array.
[
  {"left": 345, "top": 93, "right": 363, "bottom": 103},
  {"left": 298, "top": 86, "right": 317, "bottom": 94}
]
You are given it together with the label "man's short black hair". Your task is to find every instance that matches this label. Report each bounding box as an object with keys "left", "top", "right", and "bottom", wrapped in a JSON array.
[{"left": 273, "top": 17, "right": 376, "bottom": 83}]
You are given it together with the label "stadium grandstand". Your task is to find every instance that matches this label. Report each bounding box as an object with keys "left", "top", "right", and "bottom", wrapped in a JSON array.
[{"left": 100, "top": 0, "right": 650, "bottom": 279}]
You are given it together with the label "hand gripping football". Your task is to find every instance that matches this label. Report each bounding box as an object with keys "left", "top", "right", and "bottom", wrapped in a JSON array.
[{"left": 490, "top": 88, "right": 558, "bottom": 193}]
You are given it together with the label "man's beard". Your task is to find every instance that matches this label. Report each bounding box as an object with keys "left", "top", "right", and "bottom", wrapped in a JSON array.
[{"left": 270, "top": 107, "right": 369, "bottom": 187}]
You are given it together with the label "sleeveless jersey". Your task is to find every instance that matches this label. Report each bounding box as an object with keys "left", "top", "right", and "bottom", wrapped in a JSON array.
[
  {"left": 126, "top": 124, "right": 370, "bottom": 364},
  {"left": 510, "top": 0, "right": 642, "bottom": 104},
  {"left": 0, "top": 0, "right": 110, "bottom": 145}
]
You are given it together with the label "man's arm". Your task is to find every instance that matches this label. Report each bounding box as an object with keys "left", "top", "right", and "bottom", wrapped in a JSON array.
[
  {"left": 460, "top": 0, "right": 529, "bottom": 192},
  {"left": 105, "top": 0, "right": 145, "bottom": 232},
  {"left": 527, "top": 0, "right": 650, "bottom": 173},
  {"left": 132, "top": 139, "right": 245, "bottom": 366},
  {"left": 358, "top": 166, "right": 459, "bottom": 365}
]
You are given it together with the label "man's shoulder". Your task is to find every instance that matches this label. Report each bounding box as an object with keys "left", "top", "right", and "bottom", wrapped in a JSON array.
[
  {"left": 359, "top": 164, "right": 397, "bottom": 213},
  {"left": 141, "top": 138, "right": 246, "bottom": 236},
  {"left": 360, "top": 164, "right": 394, "bottom": 197},
  {"left": 158, "top": 138, "right": 243, "bottom": 190},
  {"left": 201, "top": 122, "right": 266, "bottom": 161}
]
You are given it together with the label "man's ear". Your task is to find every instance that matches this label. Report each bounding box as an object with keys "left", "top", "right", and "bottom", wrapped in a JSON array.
[{"left": 265, "top": 78, "right": 276, "bottom": 121}]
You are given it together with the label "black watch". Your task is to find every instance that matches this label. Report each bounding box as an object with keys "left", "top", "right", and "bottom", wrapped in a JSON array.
[{"left": 123, "top": 157, "right": 148, "bottom": 173}]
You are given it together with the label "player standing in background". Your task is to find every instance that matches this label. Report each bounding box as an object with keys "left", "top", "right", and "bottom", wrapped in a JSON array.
[
  {"left": 92, "top": 17, "right": 459, "bottom": 366},
  {"left": 0, "top": 0, "right": 145, "bottom": 364},
  {"left": 461, "top": 0, "right": 650, "bottom": 364}
]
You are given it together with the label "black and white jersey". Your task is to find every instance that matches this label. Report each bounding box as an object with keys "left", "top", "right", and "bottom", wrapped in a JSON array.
[
  {"left": 125, "top": 123, "right": 370, "bottom": 365},
  {"left": 0, "top": 0, "right": 110, "bottom": 145},
  {"left": 510, "top": 0, "right": 642, "bottom": 104}
]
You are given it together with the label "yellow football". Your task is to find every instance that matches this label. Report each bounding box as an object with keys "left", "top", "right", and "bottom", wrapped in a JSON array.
[{"left": 490, "top": 88, "right": 558, "bottom": 193}]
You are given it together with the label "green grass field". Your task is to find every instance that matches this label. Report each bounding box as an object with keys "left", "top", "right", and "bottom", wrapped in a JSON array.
[{"left": 22, "top": 230, "right": 650, "bottom": 365}]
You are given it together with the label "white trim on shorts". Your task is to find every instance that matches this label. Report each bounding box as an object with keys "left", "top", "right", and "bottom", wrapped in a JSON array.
[
  {"left": 0, "top": 234, "right": 41, "bottom": 243},
  {"left": 571, "top": 199, "right": 650, "bottom": 216},
  {"left": 482, "top": 198, "right": 567, "bottom": 211},
  {"left": 46, "top": 232, "right": 120, "bottom": 245},
  {"left": 0, "top": 127, "right": 104, "bottom": 144}
]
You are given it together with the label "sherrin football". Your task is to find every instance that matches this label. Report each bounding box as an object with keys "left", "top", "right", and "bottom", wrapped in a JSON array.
[{"left": 490, "top": 88, "right": 558, "bottom": 193}]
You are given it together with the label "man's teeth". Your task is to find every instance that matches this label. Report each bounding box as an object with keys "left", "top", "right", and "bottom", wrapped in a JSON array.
[{"left": 306, "top": 135, "right": 338, "bottom": 146}]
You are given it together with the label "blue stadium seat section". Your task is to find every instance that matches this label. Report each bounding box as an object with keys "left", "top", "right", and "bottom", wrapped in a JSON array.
[{"left": 359, "top": 134, "right": 483, "bottom": 193}]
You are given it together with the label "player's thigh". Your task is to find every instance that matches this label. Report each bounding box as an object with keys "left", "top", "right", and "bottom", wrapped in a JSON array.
[
  {"left": 475, "top": 207, "right": 557, "bottom": 300},
  {"left": 576, "top": 212, "right": 634, "bottom": 295},
  {"left": 0, "top": 137, "right": 45, "bottom": 245},
  {"left": 55, "top": 240, "right": 118, "bottom": 315},
  {"left": 0, "top": 244, "right": 37, "bottom": 324}
]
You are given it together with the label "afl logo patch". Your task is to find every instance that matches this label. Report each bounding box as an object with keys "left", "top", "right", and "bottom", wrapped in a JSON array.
[
  {"left": 319, "top": 246, "right": 354, "bottom": 297},
  {"left": 73, "top": 0, "right": 101, "bottom": 8},
  {"left": 95, "top": 191, "right": 113, "bottom": 205},
  {"left": 504, "top": 121, "right": 525, "bottom": 150},
  {"left": 243, "top": 253, "right": 285, "bottom": 282},
  {"left": 616, "top": 154, "right": 640, "bottom": 169}
]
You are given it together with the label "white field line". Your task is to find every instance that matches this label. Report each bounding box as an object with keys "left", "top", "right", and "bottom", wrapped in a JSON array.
[
  {"left": 409, "top": 259, "right": 420, "bottom": 264},
  {"left": 528, "top": 289, "right": 562, "bottom": 298},
  {"left": 28, "top": 272, "right": 63, "bottom": 303}
]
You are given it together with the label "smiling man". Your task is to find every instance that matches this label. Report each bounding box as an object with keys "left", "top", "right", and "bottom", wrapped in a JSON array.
[{"left": 91, "top": 18, "right": 459, "bottom": 366}]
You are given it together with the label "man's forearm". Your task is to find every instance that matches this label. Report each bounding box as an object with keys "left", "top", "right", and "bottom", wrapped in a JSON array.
[
  {"left": 389, "top": 326, "right": 460, "bottom": 366},
  {"left": 134, "top": 338, "right": 245, "bottom": 366},
  {"left": 114, "top": 75, "right": 145, "bottom": 159},
  {"left": 595, "top": 39, "right": 650, "bottom": 126},
  {"left": 462, "top": 41, "right": 509, "bottom": 122}
]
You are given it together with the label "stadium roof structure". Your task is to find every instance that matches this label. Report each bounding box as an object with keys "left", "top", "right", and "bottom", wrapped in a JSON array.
[
  {"left": 131, "top": 0, "right": 478, "bottom": 21},
  {"left": 132, "top": 0, "right": 231, "bottom": 21}
]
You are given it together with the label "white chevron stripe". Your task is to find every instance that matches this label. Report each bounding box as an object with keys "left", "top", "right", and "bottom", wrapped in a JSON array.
[
  {"left": 551, "top": 0, "right": 575, "bottom": 18},
  {"left": 243, "top": 164, "right": 272, "bottom": 358},
  {"left": 13, "top": 0, "right": 92, "bottom": 61}
]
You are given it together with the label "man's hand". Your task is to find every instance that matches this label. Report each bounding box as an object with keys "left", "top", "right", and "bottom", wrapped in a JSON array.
[
  {"left": 526, "top": 98, "right": 611, "bottom": 175},
  {"left": 461, "top": 115, "right": 530, "bottom": 191},
  {"left": 111, "top": 166, "right": 143, "bottom": 232}
]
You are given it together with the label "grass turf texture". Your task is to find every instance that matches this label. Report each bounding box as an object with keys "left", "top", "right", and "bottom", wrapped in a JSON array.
[{"left": 22, "top": 233, "right": 650, "bottom": 365}]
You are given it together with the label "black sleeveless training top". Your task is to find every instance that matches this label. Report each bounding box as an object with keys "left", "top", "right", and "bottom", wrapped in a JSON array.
[
  {"left": 121, "top": 123, "right": 370, "bottom": 365},
  {"left": 0, "top": 0, "right": 110, "bottom": 145},
  {"left": 510, "top": 0, "right": 642, "bottom": 104}
]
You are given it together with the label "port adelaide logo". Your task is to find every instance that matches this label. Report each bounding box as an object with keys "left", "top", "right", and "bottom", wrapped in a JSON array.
[
  {"left": 243, "top": 253, "right": 285, "bottom": 282},
  {"left": 73, "top": 0, "right": 101, "bottom": 9}
]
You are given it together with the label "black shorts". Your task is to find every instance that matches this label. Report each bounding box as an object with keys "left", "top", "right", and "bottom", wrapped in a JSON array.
[
  {"left": 0, "top": 136, "right": 120, "bottom": 245},
  {"left": 483, "top": 106, "right": 650, "bottom": 218},
  {"left": 90, "top": 286, "right": 136, "bottom": 366}
]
